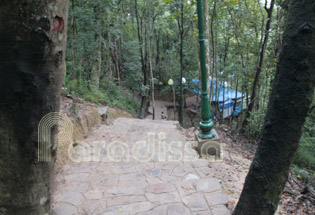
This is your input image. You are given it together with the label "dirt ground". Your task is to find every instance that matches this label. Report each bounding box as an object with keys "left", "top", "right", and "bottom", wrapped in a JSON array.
[{"left": 185, "top": 125, "right": 314, "bottom": 215}]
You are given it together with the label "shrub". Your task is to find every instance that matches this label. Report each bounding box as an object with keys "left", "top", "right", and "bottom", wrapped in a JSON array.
[{"left": 65, "top": 78, "right": 140, "bottom": 116}]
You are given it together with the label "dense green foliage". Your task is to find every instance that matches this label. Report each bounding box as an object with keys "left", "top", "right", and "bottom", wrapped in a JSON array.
[{"left": 295, "top": 98, "right": 315, "bottom": 172}]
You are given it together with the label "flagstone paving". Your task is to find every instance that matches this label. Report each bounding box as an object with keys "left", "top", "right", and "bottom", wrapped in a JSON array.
[{"left": 52, "top": 118, "right": 230, "bottom": 215}]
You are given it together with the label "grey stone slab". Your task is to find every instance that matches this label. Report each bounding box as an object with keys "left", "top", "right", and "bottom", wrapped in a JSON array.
[
  {"left": 211, "top": 205, "right": 231, "bottom": 215},
  {"left": 146, "top": 183, "right": 177, "bottom": 194},
  {"left": 146, "top": 191, "right": 181, "bottom": 204},
  {"left": 52, "top": 202, "right": 77, "bottom": 215},
  {"left": 107, "top": 195, "right": 146, "bottom": 207},
  {"left": 182, "top": 193, "right": 209, "bottom": 212},
  {"left": 205, "top": 191, "right": 229, "bottom": 207},
  {"left": 194, "top": 178, "right": 222, "bottom": 193}
]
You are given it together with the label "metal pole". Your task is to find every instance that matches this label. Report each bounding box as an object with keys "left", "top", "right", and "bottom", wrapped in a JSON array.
[{"left": 197, "top": 0, "right": 215, "bottom": 139}]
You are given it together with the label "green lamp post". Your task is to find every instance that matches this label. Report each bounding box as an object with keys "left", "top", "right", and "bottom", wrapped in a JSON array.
[{"left": 197, "top": 0, "right": 215, "bottom": 139}]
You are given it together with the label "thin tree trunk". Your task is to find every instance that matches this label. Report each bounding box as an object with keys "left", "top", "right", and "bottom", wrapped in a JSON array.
[
  {"left": 118, "top": 33, "right": 123, "bottom": 83},
  {"left": 178, "top": 0, "right": 184, "bottom": 125},
  {"left": 156, "top": 30, "right": 160, "bottom": 79},
  {"left": 233, "top": 1, "right": 315, "bottom": 214},
  {"left": 221, "top": 35, "right": 229, "bottom": 123},
  {"left": 221, "top": 81, "right": 225, "bottom": 123},
  {"left": 107, "top": 33, "right": 113, "bottom": 80},
  {"left": 70, "top": 0, "right": 76, "bottom": 80},
  {"left": 135, "top": 0, "right": 147, "bottom": 119},
  {"left": 168, "top": 37, "right": 176, "bottom": 120},
  {"left": 210, "top": 0, "right": 218, "bottom": 120},
  {"left": 173, "top": 86, "right": 176, "bottom": 120},
  {"left": 0, "top": 1, "right": 68, "bottom": 214},
  {"left": 90, "top": 5, "right": 102, "bottom": 89},
  {"left": 149, "top": 19, "right": 156, "bottom": 120},
  {"left": 203, "top": 0, "right": 210, "bottom": 92},
  {"left": 233, "top": 76, "right": 239, "bottom": 121},
  {"left": 79, "top": 52, "right": 83, "bottom": 81},
  {"left": 242, "top": 0, "right": 275, "bottom": 129},
  {"left": 115, "top": 39, "right": 120, "bottom": 85}
]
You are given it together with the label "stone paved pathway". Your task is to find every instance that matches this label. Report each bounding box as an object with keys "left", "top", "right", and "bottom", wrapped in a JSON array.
[
  {"left": 52, "top": 118, "right": 230, "bottom": 215},
  {"left": 145, "top": 100, "right": 172, "bottom": 120}
]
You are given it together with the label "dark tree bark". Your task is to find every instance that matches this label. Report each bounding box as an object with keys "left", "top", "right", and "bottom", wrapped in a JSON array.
[
  {"left": 0, "top": 1, "right": 68, "bottom": 214},
  {"left": 233, "top": 1, "right": 315, "bottom": 214}
]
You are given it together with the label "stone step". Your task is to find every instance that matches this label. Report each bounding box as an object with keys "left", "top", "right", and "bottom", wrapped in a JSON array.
[
  {"left": 115, "top": 117, "right": 179, "bottom": 126},
  {"left": 52, "top": 115, "right": 231, "bottom": 215}
]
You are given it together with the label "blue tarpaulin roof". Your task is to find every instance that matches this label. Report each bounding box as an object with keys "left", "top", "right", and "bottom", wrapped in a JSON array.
[{"left": 189, "top": 79, "right": 245, "bottom": 102}]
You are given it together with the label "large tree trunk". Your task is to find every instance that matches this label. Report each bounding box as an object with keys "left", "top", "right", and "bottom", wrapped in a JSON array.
[
  {"left": 0, "top": 1, "right": 68, "bottom": 214},
  {"left": 233, "top": 0, "right": 315, "bottom": 214}
]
